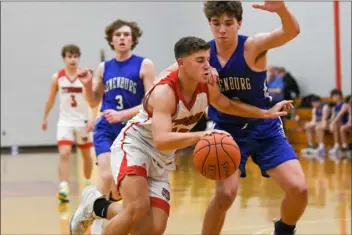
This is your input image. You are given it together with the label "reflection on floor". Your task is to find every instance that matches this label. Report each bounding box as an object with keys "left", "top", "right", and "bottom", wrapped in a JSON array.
[{"left": 1, "top": 147, "right": 351, "bottom": 234}]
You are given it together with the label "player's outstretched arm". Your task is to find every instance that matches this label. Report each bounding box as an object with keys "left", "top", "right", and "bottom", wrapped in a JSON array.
[
  {"left": 41, "top": 73, "right": 59, "bottom": 130},
  {"left": 208, "top": 82, "right": 293, "bottom": 119},
  {"left": 247, "top": 1, "right": 300, "bottom": 56},
  {"left": 78, "top": 63, "right": 104, "bottom": 108},
  {"left": 151, "top": 85, "right": 205, "bottom": 151}
]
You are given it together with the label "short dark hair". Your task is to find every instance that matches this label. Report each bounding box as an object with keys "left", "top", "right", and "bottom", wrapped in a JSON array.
[
  {"left": 311, "top": 95, "right": 321, "bottom": 102},
  {"left": 174, "top": 36, "right": 210, "bottom": 59},
  {"left": 330, "top": 88, "right": 342, "bottom": 97},
  {"left": 105, "top": 19, "right": 143, "bottom": 50},
  {"left": 61, "top": 44, "right": 81, "bottom": 58},
  {"left": 203, "top": 1, "right": 243, "bottom": 22}
]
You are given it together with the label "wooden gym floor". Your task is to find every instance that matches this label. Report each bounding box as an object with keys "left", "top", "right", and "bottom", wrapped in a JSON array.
[{"left": 1, "top": 146, "right": 351, "bottom": 235}]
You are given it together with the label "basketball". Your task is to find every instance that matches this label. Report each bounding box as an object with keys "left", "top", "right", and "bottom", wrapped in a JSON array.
[{"left": 193, "top": 133, "right": 240, "bottom": 180}]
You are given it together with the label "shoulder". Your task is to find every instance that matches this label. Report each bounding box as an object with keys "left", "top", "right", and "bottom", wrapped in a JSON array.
[
  {"left": 149, "top": 84, "right": 177, "bottom": 112},
  {"left": 52, "top": 72, "right": 59, "bottom": 80},
  {"left": 141, "top": 58, "right": 154, "bottom": 71}
]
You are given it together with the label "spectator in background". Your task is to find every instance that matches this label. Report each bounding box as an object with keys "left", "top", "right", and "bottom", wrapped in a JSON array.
[
  {"left": 267, "top": 66, "right": 284, "bottom": 105},
  {"left": 300, "top": 95, "right": 330, "bottom": 157},
  {"left": 277, "top": 67, "right": 300, "bottom": 100},
  {"left": 329, "top": 94, "right": 352, "bottom": 157},
  {"left": 327, "top": 89, "right": 346, "bottom": 157}
]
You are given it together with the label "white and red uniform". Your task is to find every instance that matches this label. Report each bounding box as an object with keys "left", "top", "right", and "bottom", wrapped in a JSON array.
[
  {"left": 110, "top": 70, "right": 209, "bottom": 215},
  {"left": 56, "top": 69, "right": 93, "bottom": 148}
]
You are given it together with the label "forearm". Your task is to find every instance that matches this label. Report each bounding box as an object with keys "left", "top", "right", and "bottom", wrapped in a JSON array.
[
  {"left": 225, "top": 100, "right": 268, "bottom": 119},
  {"left": 84, "top": 84, "right": 100, "bottom": 108},
  {"left": 277, "top": 6, "right": 300, "bottom": 39},
  {"left": 121, "top": 104, "right": 142, "bottom": 120},
  {"left": 154, "top": 131, "right": 202, "bottom": 152},
  {"left": 43, "top": 101, "right": 54, "bottom": 120},
  {"left": 88, "top": 106, "right": 99, "bottom": 121}
]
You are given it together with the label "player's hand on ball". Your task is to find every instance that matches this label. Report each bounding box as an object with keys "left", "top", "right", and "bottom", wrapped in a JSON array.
[
  {"left": 103, "top": 109, "right": 126, "bottom": 124},
  {"left": 252, "top": 1, "right": 286, "bottom": 13},
  {"left": 77, "top": 68, "right": 93, "bottom": 86},
  {"left": 267, "top": 100, "right": 294, "bottom": 118},
  {"left": 201, "top": 130, "right": 231, "bottom": 139}
]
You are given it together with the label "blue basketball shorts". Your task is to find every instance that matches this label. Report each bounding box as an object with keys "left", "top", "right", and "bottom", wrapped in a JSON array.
[
  {"left": 214, "top": 123, "right": 298, "bottom": 178},
  {"left": 93, "top": 117, "right": 126, "bottom": 157}
]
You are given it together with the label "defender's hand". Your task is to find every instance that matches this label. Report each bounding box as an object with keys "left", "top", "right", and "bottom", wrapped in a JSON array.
[
  {"left": 103, "top": 109, "right": 126, "bottom": 124},
  {"left": 77, "top": 68, "right": 93, "bottom": 86},
  {"left": 252, "top": 1, "right": 286, "bottom": 13}
]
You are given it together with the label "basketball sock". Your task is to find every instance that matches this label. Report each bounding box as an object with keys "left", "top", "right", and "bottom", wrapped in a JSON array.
[
  {"left": 93, "top": 198, "right": 112, "bottom": 219},
  {"left": 275, "top": 219, "right": 296, "bottom": 234}
]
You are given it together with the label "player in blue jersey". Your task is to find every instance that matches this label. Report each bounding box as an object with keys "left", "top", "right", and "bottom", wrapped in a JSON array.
[
  {"left": 203, "top": 2, "right": 304, "bottom": 235},
  {"left": 161, "top": 1, "right": 303, "bottom": 235},
  {"left": 77, "top": 19, "right": 155, "bottom": 232}
]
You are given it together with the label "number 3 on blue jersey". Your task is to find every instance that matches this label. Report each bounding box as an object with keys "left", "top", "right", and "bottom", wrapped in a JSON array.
[{"left": 115, "top": 95, "right": 123, "bottom": 110}]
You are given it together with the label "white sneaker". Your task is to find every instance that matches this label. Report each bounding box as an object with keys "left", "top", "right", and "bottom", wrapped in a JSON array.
[
  {"left": 300, "top": 147, "right": 317, "bottom": 157},
  {"left": 70, "top": 186, "right": 104, "bottom": 235},
  {"left": 57, "top": 182, "right": 70, "bottom": 202}
]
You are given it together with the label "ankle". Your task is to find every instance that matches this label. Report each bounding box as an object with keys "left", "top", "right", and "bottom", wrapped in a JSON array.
[{"left": 275, "top": 219, "right": 296, "bottom": 234}]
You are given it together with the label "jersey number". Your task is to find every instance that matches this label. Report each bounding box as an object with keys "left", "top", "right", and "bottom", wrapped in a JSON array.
[
  {"left": 115, "top": 95, "right": 124, "bottom": 110},
  {"left": 70, "top": 95, "right": 77, "bottom": 107}
]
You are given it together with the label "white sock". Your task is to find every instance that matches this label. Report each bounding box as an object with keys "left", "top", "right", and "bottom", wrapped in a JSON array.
[
  {"left": 334, "top": 143, "right": 339, "bottom": 149},
  {"left": 342, "top": 143, "right": 348, "bottom": 149},
  {"left": 318, "top": 143, "right": 325, "bottom": 149},
  {"left": 60, "top": 181, "right": 68, "bottom": 188}
]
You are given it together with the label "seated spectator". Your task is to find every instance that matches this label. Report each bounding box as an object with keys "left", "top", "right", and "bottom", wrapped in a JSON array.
[
  {"left": 327, "top": 89, "right": 346, "bottom": 156},
  {"left": 300, "top": 95, "right": 330, "bottom": 156},
  {"left": 330, "top": 95, "right": 351, "bottom": 157}
]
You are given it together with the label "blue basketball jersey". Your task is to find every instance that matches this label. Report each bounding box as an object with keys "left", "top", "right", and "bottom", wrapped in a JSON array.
[
  {"left": 315, "top": 106, "right": 323, "bottom": 122},
  {"left": 100, "top": 55, "right": 145, "bottom": 112},
  {"left": 208, "top": 35, "right": 282, "bottom": 138},
  {"left": 334, "top": 102, "right": 349, "bottom": 123}
]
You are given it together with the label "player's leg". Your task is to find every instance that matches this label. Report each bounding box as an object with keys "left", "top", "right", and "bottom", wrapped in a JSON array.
[
  {"left": 202, "top": 170, "right": 241, "bottom": 235},
  {"left": 131, "top": 207, "right": 168, "bottom": 235},
  {"left": 76, "top": 127, "right": 94, "bottom": 185},
  {"left": 103, "top": 175, "right": 150, "bottom": 235},
  {"left": 257, "top": 135, "right": 307, "bottom": 235},
  {"left": 70, "top": 140, "right": 150, "bottom": 235},
  {"left": 57, "top": 125, "right": 74, "bottom": 201},
  {"left": 202, "top": 125, "right": 249, "bottom": 235},
  {"left": 93, "top": 122, "right": 121, "bottom": 200},
  {"left": 131, "top": 160, "right": 170, "bottom": 235}
]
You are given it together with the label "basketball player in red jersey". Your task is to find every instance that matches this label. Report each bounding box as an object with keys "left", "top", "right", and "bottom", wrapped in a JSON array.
[
  {"left": 41, "top": 45, "right": 96, "bottom": 202},
  {"left": 70, "top": 36, "right": 293, "bottom": 235}
]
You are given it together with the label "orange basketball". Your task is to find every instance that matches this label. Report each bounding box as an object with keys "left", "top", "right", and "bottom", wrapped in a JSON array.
[{"left": 193, "top": 133, "right": 240, "bottom": 180}]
